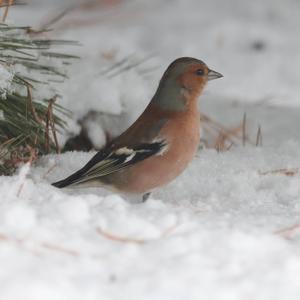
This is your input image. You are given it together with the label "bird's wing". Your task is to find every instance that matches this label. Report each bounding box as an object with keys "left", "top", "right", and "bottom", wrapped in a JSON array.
[{"left": 52, "top": 140, "right": 167, "bottom": 188}]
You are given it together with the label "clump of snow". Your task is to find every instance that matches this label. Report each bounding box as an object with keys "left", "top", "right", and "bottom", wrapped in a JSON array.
[
  {"left": 0, "top": 64, "right": 14, "bottom": 98},
  {"left": 2, "top": 204, "right": 36, "bottom": 235},
  {"left": 57, "top": 198, "right": 90, "bottom": 225},
  {"left": 84, "top": 118, "right": 107, "bottom": 149}
]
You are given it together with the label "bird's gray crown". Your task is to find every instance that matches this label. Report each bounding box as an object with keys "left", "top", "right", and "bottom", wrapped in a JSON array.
[{"left": 163, "top": 57, "right": 206, "bottom": 78}]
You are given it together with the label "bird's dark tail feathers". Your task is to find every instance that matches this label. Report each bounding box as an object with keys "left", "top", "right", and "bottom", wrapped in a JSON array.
[
  {"left": 51, "top": 168, "right": 86, "bottom": 188},
  {"left": 51, "top": 178, "right": 71, "bottom": 188}
]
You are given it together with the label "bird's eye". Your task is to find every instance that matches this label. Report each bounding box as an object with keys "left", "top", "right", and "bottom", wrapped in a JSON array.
[{"left": 196, "top": 69, "right": 204, "bottom": 76}]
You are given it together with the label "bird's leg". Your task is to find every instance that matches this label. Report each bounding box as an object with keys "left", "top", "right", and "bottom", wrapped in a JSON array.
[{"left": 142, "top": 192, "right": 151, "bottom": 202}]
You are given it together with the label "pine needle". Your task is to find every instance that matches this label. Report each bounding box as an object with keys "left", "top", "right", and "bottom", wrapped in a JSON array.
[{"left": 0, "top": 19, "right": 78, "bottom": 174}]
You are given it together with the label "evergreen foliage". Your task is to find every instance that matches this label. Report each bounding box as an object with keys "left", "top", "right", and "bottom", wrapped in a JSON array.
[{"left": 0, "top": 20, "right": 78, "bottom": 174}]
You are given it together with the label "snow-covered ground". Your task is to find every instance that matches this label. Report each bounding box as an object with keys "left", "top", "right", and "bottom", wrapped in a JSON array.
[{"left": 1, "top": 0, "right": 300, "bottom": 299}]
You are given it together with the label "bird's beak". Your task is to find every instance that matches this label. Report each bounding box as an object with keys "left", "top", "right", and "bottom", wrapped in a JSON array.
[{"left": 207, "top": 69, "right": 223, "bottom": 81}]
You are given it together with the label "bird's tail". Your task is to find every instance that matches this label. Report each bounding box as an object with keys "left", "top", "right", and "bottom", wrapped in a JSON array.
[
  {"left": 52, "top": 178, "right": 71, "bottom": 188},
  {"left": 51, "top": 168, "right": 86, "bottom": 188}
]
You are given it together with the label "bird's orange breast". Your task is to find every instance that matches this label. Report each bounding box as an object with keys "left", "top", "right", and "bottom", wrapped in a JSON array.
[{"left": 116, "top": 108, "right": 200, "bottom": 194}]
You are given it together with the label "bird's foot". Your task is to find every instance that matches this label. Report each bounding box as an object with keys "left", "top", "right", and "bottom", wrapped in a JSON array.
[{"left": 142, "top": 192, "right": 151, "bottom": 202}]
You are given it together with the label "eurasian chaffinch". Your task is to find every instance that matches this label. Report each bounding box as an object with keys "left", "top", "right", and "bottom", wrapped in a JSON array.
[{"left": 52, "top": 57, "right": 223, "bottom": 201}]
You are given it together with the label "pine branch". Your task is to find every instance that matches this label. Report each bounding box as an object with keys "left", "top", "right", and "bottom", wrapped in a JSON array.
[{"left": 0, "top": 19, "right": 78, "bottom": 175}]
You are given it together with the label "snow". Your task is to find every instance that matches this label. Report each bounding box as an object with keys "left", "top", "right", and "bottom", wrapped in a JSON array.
[
  {"left": 1, "top": 0, "right": 300, "bottom": 299},
  {"left": 0, "top": 64, "right": 14, "bottom": 98},
  {"left": 1, "top": 146, "right": 300, "bottom": 300}
]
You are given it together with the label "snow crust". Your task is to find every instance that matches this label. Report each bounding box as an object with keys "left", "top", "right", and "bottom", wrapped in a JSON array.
[
  {"left": 1, "top": 144, "right": 300, "bottom": 300},
  {"left": 1, "top": 0, "right": 300, "bottom": 299}
]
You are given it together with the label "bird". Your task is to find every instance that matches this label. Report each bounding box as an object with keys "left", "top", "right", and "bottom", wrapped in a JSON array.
[{"left": 52, "top": 57, "right": 223, "bottom": 201}]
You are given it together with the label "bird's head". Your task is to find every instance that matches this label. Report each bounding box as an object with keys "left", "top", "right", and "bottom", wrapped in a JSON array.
[{"left": 152, "top": 57, "right": 223, "bottom": 111}]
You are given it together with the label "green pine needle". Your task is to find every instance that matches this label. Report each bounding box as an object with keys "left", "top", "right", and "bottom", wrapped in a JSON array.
[{"left": 0, "top": 22, "right": 78, "bottom": 175}]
